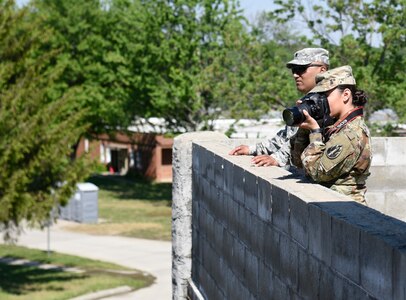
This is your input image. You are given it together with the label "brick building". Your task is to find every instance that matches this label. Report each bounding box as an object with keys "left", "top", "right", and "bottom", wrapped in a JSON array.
[{"left": 76, "top": 132, "right": 173, "bottom": 182}]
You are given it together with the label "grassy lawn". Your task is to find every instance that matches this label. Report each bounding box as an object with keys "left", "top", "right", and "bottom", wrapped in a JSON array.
[
  {"left": 59, "top": 175, "right": 172, "bottom": 241},
  {"left": 0, "top": 244, "right": 153, "bottom": 300}
]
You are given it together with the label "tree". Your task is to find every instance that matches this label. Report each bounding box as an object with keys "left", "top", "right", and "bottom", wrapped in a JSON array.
[
  {"left": 28, "top": 0, "right": 311, "bottom": 135},
  {"left": 268, "top": 0, "right": 406, "bottom": 123},
  {"left": 130, "top": 0, "right": 304, "bottom": 132},
  {"left": 29, "top": 0, "right": 159, "bottom": 146},
  {"left": 197, "top": 14, "right": 303, "bottom": 129},
  {"left": 0, "top": 0, "right": 91, "bottom": 240}
]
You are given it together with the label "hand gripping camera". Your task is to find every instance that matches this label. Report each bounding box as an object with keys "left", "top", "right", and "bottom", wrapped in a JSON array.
[{"left": 282, "top": 93, "right": 331, "bottom": 126}]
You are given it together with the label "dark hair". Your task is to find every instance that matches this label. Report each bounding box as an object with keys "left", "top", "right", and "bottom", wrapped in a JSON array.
[{"left": 337, "top": 85, "right": 368, "bottom": 106}]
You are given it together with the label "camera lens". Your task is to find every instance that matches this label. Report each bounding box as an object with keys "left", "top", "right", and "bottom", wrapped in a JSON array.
[{"left": 282, "top": 107, "right": 304, "bottom": 126}]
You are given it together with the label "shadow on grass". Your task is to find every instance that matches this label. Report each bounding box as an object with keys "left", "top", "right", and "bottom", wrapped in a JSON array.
[
  {"left": 86, "top": 174, "right": 172, "bottom": 203},
  {"left": 0, "top": 263, "right": 85, "bottom": 295}
]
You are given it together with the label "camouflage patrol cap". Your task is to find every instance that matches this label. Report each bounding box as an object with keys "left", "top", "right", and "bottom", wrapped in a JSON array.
[
  {"left": 310, "top": 65, "right": 356, "bottom": 93},
  {"left": 286, "top": 48, "right": 329, "bottom": 67}
]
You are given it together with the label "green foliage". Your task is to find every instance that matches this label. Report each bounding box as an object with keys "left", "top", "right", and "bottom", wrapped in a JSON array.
[
  {"left": 24, "top": 0, "right": 320, "bottom": 135},
  {"left": 30, "top": 0, "right": 140, "bottom": 134},
  {"left": 0, "top": 0, "right": 91, "bottom": 239},
  {"left": 268, "top": 0, "right": 406, "bottom": 125}
]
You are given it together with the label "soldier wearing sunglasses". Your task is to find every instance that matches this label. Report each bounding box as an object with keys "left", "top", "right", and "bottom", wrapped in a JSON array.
[{"left": 229, "top": 48, "right": 329, "bottom": 169}]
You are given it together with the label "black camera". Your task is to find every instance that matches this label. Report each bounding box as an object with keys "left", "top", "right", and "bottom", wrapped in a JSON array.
[{"left": 282, "top": 93, "right": 329, "bottom": 126}]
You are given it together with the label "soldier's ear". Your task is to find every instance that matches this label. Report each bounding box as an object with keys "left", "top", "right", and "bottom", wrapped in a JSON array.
[{"left": 343, "top": 88, "right": 351, "bottom": 102}]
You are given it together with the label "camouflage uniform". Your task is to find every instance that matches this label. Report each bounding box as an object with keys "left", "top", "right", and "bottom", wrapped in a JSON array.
[
  {"left": 297, "top": 65, "right": 371, "bottom": 204},
  {"left": 244, "top": 47, "right": 329, "bottom": 168},
  {"left": 301, "top": 116, "right": 371, "bottom": 203},
  {"left": 248, "top": 126, "right": 298, "bottom": 168}
]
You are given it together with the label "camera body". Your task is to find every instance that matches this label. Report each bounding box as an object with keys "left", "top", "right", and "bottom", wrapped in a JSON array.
[{"left": 282, "top": 93, "right": 329, "bottom": 126}]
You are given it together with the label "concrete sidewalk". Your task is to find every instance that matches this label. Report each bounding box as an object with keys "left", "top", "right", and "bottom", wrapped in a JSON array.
[{"left": 0, "top": 221, "right": 172, "bottom": 299}]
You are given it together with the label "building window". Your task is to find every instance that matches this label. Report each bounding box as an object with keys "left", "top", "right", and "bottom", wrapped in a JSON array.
[
  {"left": 84, "top": 139, "right": 89, "bottom": 153},
  {"left": 100, "top": 144, "right": 105, "bottom": 163},
  {"left": 161, "top": 148, "right": 172, "bottom": 165}
]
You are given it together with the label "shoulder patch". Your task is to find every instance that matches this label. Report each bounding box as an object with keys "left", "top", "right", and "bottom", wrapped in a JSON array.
[{"left": 326, "top": 144, "right": 343, "bottom": 159}]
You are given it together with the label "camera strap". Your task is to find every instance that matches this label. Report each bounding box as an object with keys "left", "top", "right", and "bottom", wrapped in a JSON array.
[{"left": 324, "top": 107, "right": 364, "bottom": 141}]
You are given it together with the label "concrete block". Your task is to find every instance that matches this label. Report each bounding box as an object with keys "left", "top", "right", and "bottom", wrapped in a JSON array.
[
  {"left": 263, "top": 224, "right": 281, "bottom": 270},
  {"left": 197, "top": 206, "right": 207, "bottom": 240},
  {"left": 226, "top": 198, "right": 240, "bottom": 237},
  {"left": 213, "top": 219, "right": 224, "bottom": 254},
  {"left": 289, "top": 194, "right": 309, "bottom": 249},
  {"left": 225, "top": 269, "right": 239, "bottom": 299},
  {"left": 238, "top": 206, "right": 249, "bottom": 244},
  {"left": 205, "top": 209, "right": 215, "bottom": 243},
  {"left": 386, "top": 137, "right": 406, "bottom": 166},
  {"left": 278, "top": 233, "right": 298, "bottom": 290},
  {"left": 209, "top": 187, "right": 226, "bottom": 224},
  {"left": 217, "top": 258, "right": 231, "bottom": 297},
  {"left": 226, "top": 270, "right": 250, "bottom": 300},
  {"left": 331, "top": 217, "right": 360, "bottom": 284},
  {"left": 323, "top": 270, "right": 373, "bottom": 299},
  {"left": 192, "top": 195, "right": 200, "bottom": 228},
  {"left": 199, "top": 265, "right": 215, "bottom": 300},
  {"left": 202, "top": 241, "right": 213, "bottom": 276},
  {"left": 206, "top": 184, "right": 224, "bottom": 221},
  {"left": 201, "top": 182, "right": 212, "bottom": 214},
  {"left": 217, "top": 190, "right": 228, "bottom": 225},
  {"left": 319, "top": 264, "right": 335, "bottom": 300},
  {"left": 204, "top": 151, "right": 215, "bottom": 182},
  {"left": 172, "top": 217, "right": 192, "bottom": 255},
  {"left": 288, "top": 289, "right": 306, "bottom": 300},
  {"left": 187, "top": 280, "right": 202, "bottom": 300},
  {"left": 222, "top": 229, "right": 234, "bottom": 267},
  {"left": 384, "top": 190, "right": 406, "bottom": 222},
  {"left": 213, "top": 153, "right": 225, "bottom": 189},
  {"left": 258, "top": 177, "right": 272, "bottom": 223},
  {"left": 368, "top": 166, "right": 406, "bottom": 190},
  {"left": 333, "top": 274, "right": 370, "bottom": 300},
  {"left": 223, "top": 193, "right": 232, "bottom": 226},
  {"left": 210, "top": 250, "right": 222, "bottom": 289},
  {"left": 308, "top": 204, "right": 332, "bottom": 266},
  {"left": 192, "top": 225, "right": 200, "bottom": 263},
  {"left": 198, "top": 176, "right": 210, "bottom": 211},
  {"left": 258, "top": 263, "right": 273, "bottom": 299},
  {"left": 208, "top": 284, "right": 225, "bottom": 300},
  {"left": 244, "top": 171, "right": 258, "bottom": 214},
  {"left": 393, "top": 248, "right": 406, "bottom": 300},
  {"left": 297, "top": 248, "right": 320, "bottom": 299},
  {"left": 370, "top": 137, "right": 386, "bottom": 166},
  {"left": 360, "top": 232, "right": 392, "bottom": 299},
  {"left": 233, "top": 165, "right": 245, "bottom": 205},
  {"left": 238, "top": 206, "right": 252, "bottom": 246},
  {"left": 191, "top": 144, "right": 202, "bottom": 174},
  {"left": 272, "top": 185, "right": 290, "bottom": 234},
  {"left": 365, "top": 191, "right": 386, "bottom": 214},
  {"left": 271, "top": 274, "right": 289, "bottom": 300},
  {"left": 244, "top": 250, "right": 259, "bottom": 297},
  {"left": 223, "top": 159, "right": 235, "bottom": 196},
  {"left": 249, "top": 215, "right": 265, "bottom": 259},
  {"left": 232, "top": 239, "right": 246, "bottom": 282}
]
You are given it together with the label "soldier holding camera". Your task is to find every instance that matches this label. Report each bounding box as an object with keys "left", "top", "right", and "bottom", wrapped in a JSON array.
[
  {"left": 288, "top": 66, "right": 371, "bottom": 203},
  {"left": 229, "top": 48, "right": 329, "bottom": 168}
]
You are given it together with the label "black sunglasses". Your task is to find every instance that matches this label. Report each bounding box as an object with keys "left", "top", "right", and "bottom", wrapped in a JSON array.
[{"left": 291, "top": 64, "right": 324, "bottom": 75}]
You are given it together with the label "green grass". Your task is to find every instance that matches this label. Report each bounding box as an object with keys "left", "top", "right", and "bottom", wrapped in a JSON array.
[
  {"left": 0, "top": 244, "right": 153, "bottom": 300},
  {"left": 61, "top": 175, "right": 172, "bottom": 241}
]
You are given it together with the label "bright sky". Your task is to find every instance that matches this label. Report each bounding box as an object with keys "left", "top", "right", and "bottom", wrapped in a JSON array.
[{"left": 239, "top": 0, "right": 275, "bottom": 20}]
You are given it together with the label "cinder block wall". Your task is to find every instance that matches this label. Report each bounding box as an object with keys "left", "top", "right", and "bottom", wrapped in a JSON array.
[
  {"left": 186, "top": 138, "right": 406, "bottom": 300},
  {"left": 366, "top": 137, "right": 406, "bottom": 221}
]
